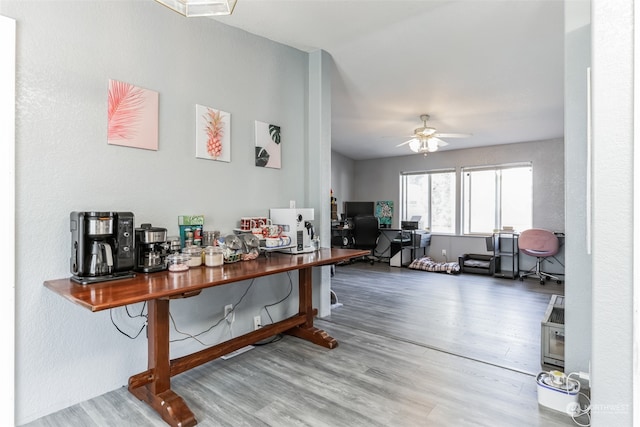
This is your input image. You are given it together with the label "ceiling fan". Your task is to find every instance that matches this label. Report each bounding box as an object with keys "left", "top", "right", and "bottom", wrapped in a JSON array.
[{"left": 397, "top": 114, "right": 470, "bottom": 156}]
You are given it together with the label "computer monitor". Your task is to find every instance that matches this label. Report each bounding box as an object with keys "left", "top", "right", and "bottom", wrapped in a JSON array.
[{"left": 343, "top": 201, "right": 375, "bottom": 219}]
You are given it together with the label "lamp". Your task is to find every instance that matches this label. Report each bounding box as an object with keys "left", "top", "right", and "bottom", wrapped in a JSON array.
[
  {"left": 155, "top": 0, "right": 237, "bottom": 17},
  {"left": 409, "top": 136, "right": 439, "bottom": 156},
  {"left": 408, "top": 138, "right": 422, "bottom": 153}
]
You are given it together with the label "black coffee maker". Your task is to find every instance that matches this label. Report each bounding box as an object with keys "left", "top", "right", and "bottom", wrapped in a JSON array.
[
  {"left": 70, "top": 211, "right": 136, "bottom": 284},
  {"left": 135, "top": 223, "right": 169, "bottom": 273}
]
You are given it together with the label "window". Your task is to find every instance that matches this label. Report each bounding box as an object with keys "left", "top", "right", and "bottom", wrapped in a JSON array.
[
  {"left": 401, "top": 170, "right": 456, "bottom": 233},
  {"left": 462, "top": 163, "right": 532, "bottom": 234}
]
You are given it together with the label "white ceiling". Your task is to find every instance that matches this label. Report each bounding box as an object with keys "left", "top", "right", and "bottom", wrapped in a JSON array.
[{"left": 213, "top": 0, "right": 565, "bottom": 160}]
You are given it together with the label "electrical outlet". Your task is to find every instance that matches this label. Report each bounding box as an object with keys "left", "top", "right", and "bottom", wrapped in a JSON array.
[
  {"left": 254, "top": 315, "right": 262, "bottom": 330},
  {"left": 442, "top": 249, "right": 447, "bottom": 257},
  {"left": 224, "top": 304, "right": 234, "bottom": 324}
]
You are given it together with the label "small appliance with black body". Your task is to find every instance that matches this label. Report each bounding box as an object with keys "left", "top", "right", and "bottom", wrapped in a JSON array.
[
  {"left": 134, "top": 223, "right": 169, "bottom": 273},
  {"left": 70, "top": 211, "right": 136, "bottom": 284}
]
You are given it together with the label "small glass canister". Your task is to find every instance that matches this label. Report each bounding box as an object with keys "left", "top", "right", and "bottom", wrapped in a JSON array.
[
  {"left": 203, "top": 230, "right": 221, "bottom": 247},
  {"left": 166, "top": 253, "right": 190, "bottom": 272},
  {"left": 181, "top": 246, "right": 203, "bottom": 267},
  {"left": 204, "top": 246, "right": 224, "bottom": 267},
  {"left": 312, "top": 236, "right": 320, "bottom": 251}
]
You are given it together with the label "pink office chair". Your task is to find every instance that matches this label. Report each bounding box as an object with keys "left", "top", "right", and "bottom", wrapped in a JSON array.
[{"left": 518, "top": 228, "right": 562, "bottom": 285}]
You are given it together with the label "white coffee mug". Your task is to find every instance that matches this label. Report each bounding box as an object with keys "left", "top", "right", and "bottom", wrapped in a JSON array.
[
  {"left": 279, "top": 235, "right": 291, "bottom": 246},
  {"left": 265, "top": 237, "right": 281, "bottom": 248}
]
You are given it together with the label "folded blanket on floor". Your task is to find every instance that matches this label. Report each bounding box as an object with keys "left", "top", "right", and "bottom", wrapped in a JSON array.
[{"left": 408, "top": 256, "right": 461, "bottom": 274}]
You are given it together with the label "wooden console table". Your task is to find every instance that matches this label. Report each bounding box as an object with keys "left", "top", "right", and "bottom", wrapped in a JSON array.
[{"left": 44, "top": 248, "right": 369, "bottom": 427}]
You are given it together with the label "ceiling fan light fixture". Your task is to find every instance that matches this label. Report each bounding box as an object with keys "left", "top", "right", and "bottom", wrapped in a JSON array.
[
  {"left": 400, "top": 114, "right": 468, "bottom": 156},
  {"left": 408, "top": 138, "right": 421, "bottom": 153},
  {"left": 409, "top": 138, "right": 432, "bottom": 155},
  {"left": 155, "top": 0, "right": 237, "bottom": 17},
  {"left": 414, "top": 126, "right": 437, "bottom": 137}
]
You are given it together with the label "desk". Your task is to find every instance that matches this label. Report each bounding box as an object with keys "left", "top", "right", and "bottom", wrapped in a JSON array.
[
  {"left": 44, "top": 248, "right": 369, "bottom": 427},
  {"left": 330, "top": 227, "right": 430, "bottom": 266},
  {"left": 331, "top": 226, "right": 401, "bottom": 256},
  {"left": 373, "top": 228, "right": 401, "bottom": 260},
  {"left": 389, "top": 230, "right": 431, "bottom": 267}
]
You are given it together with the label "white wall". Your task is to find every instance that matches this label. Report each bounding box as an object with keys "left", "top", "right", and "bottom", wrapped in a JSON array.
[
  {"left": 590, "top": 0, "right": 635, "bottom": 425},
  {"left": 308, "top": 50, "right": 333, "bottom": 317},
  {"left": 349, "top": 138, "right": 565, "bottom": 262},
  {"left": 564, "top": 0, "right": 592, "bottom": 379},
  {"left": 2, "top": 1, "right": 328, "bottom": 424},
  {"left": 353, "top": 138, "right": 564, "bottom": 231},
  {"left": 330, "top": 150, "right": 355, "bottom": 217},
  {"left": 0, "top": 14, "right": 16, "bottom": 427}
]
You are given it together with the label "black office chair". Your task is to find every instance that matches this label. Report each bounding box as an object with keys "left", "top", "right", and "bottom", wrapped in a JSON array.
[{"left": 352, "top": 215, "right": 380, "bottom": 264}]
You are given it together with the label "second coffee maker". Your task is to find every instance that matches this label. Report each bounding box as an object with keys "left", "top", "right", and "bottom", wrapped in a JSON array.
[{"left": 135, "top": 223, "right": 169, "bottom": 273}]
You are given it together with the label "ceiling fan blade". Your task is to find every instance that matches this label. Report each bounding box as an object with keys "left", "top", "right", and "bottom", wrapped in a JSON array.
[
  {"left": 396, "top": 138, "right": 416, "bottom": 147},
  {"left": 431, "top": 137, "right": 449, "bottom": 147},
  {"left": 433, "top": 132, "right": 471, "bottom": 138}
]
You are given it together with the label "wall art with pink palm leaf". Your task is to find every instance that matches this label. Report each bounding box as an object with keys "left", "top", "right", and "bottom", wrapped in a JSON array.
[
  {"left": 196, "top": 104, "right": 231, "bottom": 162},
  {"left": 107, "top": 79, "right": 158, "bottom": 150}
]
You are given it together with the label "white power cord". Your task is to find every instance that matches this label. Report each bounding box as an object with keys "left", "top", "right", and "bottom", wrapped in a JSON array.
[{"left": 566, "top": 372, "right": 591, "bottom": 427}]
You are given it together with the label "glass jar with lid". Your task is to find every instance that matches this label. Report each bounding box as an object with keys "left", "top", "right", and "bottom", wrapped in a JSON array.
[
  {"left": 204, "top": 246, "right": 224, "bottom": 267},
  {"left": 181, "top": 246, "right": 203, "bottom": 267},
  {"left": 166, "top": 253, "right": 190, "bottom": 272}
]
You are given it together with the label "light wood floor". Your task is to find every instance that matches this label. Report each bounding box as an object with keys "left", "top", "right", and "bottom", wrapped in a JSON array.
[
  {"left": 22, "top": 263, "right": 582, "bottom": 427},
  {"left": 328, "top": 262, "right": 564, "bottom": 376}
]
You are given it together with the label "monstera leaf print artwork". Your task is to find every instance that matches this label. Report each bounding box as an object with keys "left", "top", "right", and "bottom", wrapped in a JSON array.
[
  {"left": 255, "top": 120, "right": 281, "bottom": 169},
  {"left": 196, "top": 105, "right": 231, "bottom": 162},
  {"left": 107, "top": 79, "right": 158, "bottom": 150}
]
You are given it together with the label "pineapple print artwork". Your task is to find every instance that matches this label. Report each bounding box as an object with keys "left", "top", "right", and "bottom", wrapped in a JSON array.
[
  {"left": 205, "top": 109, "right": 223, "bottom": 158},
  {"left": 196, "top": 104, "right": 230, "bottom": 162}
]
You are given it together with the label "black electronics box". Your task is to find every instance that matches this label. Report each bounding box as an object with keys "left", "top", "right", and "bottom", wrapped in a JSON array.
[{"left": 401, "top": 220, "right": 419, "bottom": 230}]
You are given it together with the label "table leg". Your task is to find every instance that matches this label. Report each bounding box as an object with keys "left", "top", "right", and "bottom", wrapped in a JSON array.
[
  {"left": 129, "top": 266, "right": 338, "bottom": 426},
  {"left": 128, "top": 298, "right": 197, "bottom": 427},
  {"left": 283, "top": 267, "right": 338, "bottom": 349}
]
